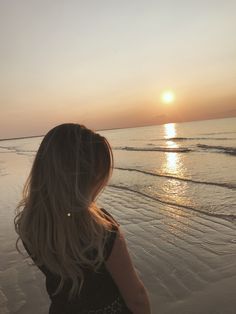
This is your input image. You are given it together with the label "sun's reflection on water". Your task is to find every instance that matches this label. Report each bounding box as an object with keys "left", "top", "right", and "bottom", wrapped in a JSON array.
[
  {"left": 159, "top": 123, "right": 194, "bottom": 234},
  {"left": 162, "top": 123, "right": 181, "bottom": 176},
  {"left": 165, "top": 153, "right": 178, "bottom": 173},
  {"left": 164, "top": 123, "right": 176, "bottom": 139}
]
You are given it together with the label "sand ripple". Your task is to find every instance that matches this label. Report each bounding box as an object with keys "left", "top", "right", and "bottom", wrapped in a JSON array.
[
  {"left": 98, "top": 185, "right": 236, "bottom": 314},
  {"left": 0, "top": 170, "right": 236, "bottom": 313}
]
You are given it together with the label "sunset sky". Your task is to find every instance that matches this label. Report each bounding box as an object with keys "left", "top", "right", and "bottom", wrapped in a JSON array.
[{"left": 1, "top": 0, "right": 236, "bottom": 139}]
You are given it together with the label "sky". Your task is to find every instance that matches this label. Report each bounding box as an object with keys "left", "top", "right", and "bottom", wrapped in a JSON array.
[{"left": 0, "top": 0, "right": 236, "bottom": 139}]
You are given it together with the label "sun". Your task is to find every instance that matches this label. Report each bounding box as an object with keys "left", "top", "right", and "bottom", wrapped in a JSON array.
[{"left": 161, "top": 90, "right": 175, "bottom": 104}]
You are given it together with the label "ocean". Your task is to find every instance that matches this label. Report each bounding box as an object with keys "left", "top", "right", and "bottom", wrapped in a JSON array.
[
  {"left": 0, "top": 116, "right": 236, "bottom": 313},
  {"left": 0, "top": 117, "right": 236, "bottom": 220}
]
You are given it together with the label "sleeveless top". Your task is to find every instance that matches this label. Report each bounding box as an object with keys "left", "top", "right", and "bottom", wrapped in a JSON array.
[{"left": 23, "top": 208, "right": 133, "bottom": 314}]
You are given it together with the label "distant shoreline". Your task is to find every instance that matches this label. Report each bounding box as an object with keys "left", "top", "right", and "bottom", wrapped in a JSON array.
[
  {"left": 0, "top": 134, "right": 45, "bottom": 142},
  {"left": 0, "top": 115, "right": 235, "bottom": 142}
]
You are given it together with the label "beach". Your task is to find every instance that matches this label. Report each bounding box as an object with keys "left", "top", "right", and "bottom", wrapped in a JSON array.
[{"left": 0, "top": 117, "right": 236, "bottom": 313}]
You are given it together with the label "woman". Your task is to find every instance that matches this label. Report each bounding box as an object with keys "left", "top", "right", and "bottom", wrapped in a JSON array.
[{"left": 14, "top": 123, "right": 151, "bottom": 314}]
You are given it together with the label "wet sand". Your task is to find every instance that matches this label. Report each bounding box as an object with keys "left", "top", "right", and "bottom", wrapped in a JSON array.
[{"left": 1, "top": 152, "right": 236, "bottom": 313}]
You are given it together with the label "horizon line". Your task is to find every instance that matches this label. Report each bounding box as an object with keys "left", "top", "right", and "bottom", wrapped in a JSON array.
[{"left": 0, "top": 115, "right": 235, "bottom": 142}]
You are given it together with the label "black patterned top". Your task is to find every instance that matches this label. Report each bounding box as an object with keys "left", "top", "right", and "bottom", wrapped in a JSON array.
[{"left": 23, "top": 207, "right": 132, "bottom": 314}]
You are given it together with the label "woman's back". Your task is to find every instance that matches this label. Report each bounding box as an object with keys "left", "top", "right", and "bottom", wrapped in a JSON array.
[
  {"left": 48, "top": 207, "right": 133, "bottom": 313},
  {"left": 15, "top": 123, "right": 151, "bottom": 313},
  {"left": 23, "top": 208, "right": 132, "bottom": 313}
]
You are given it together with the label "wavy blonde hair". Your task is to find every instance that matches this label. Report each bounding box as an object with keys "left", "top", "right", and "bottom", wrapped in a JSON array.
[{"left": 14, "top": 123, "right": 116, "bottom": 299}]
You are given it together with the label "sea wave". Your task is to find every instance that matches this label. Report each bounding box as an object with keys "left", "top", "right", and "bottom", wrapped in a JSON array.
[
  {"left": 150, "top": 137, "right": 235, "bottom": 141},
  {"left": 113, "top": 143, "right": 236, "bottom": 156},
  {"left": 115, "top": 167, "right": 236, "bottom": 190},
  {"left": 0, "top": 145, "right": 36, "bottom": 155},
  {"left": 113, "top": 146, "right": 191, "bottom": 152},
  {"left": 197, "top": 144, "right": 236, "bottom": 156},
  {"left": 0, "top": 146, "right": 17, "bottom": 153},
  {"left": 108, "top": 184, "right": 236, "bottom": 222},
  {"left": 169, "top": 137, "right": 235, "bottom": 141}
]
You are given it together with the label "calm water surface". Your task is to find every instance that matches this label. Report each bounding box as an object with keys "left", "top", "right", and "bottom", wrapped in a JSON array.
[{"left": 0, "top": 117, "right": 236, "bottom": 219}]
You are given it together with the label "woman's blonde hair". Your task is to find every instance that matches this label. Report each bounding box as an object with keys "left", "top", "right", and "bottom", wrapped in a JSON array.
[{"left": 14, "top": 123, "right": 116, "bottom": 299}]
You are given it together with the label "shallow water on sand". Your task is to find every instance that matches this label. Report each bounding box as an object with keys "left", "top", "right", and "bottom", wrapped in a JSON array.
[
  {"left": 0, "top": 117, "right": 236, "bottom": 313},
  {"left": 1, "top": 117, "right": 235, "bottom": 218}
]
